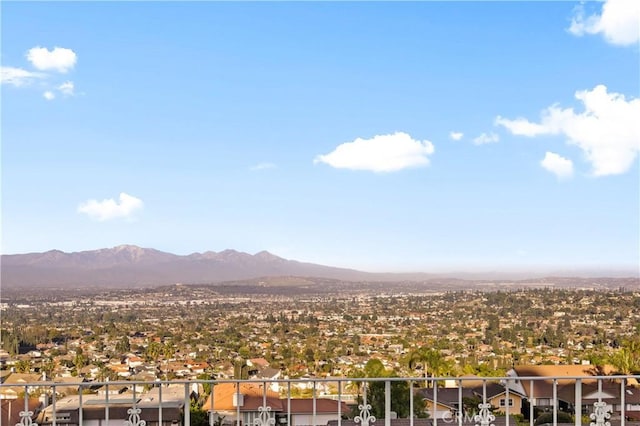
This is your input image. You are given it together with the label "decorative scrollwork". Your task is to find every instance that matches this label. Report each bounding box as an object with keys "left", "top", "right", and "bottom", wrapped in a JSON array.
[
  {"left": 354, "top": 403, "right": 376, "bottom": 426},
  {"left": 590, "top": 401, "right": 611, "bottom": 426},
  {"left": 254, "top": 405, "right": 275, "bottom": 426},
  {"left": 15, "top": 410, "right": 37, "bottom": 426},
  {"left": 124, "top": 407, "right": 147, "bottom": 426},
  {"left": 474, "top": 403, "right": 495, "bottom": 426}
]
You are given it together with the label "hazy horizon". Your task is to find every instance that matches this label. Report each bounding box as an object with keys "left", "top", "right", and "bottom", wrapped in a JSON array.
[
  {"left": 2, "top": 244, "right": 638, "bottom": 278},
  {"left": 2, "top": 1, "right": 639, "bottom": 273}
]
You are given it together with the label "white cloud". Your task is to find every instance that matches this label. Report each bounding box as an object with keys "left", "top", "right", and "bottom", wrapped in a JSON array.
[
  {"left": 541, "top": 152, "right": 574, "bottom": 179},
  {"left": 58, "top": 81, "right": 74, "bottom": 96},
  {"left": 314, "top": 132, "right": 435, "bottom": 172},
  {"left": 449, "top": 131, "right": 464, "bottom": 141},
  {"left": 568, "top": 0, "right": 640, "bottom": 46},
  {"left": 78, "top": 192, "right": 144, "bottom": 221},
  {"left": 26, "top": 46, "right": 77, "bottom": 73},
  {"left": 473, "top": 132, "right": 499, "bottom": 145},
  {"left": 250, "top": 162, "right": 277, "bottom": 171},
  {"left": 496, "top": 84, "right": 640, "bottom": 176},
  {"left": 43, "top": 91, "right": 55, "bottom": 101},
  {"left": 1, "top": 66, "right": 44, "bottom": 87}
]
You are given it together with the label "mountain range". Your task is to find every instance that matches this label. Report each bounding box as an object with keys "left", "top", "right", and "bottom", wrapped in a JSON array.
[
  {"left": 1, "top": 245, "right": 638, "bottom": 290},
  {"left": 0, "top": 245, "right": 388, "bottom": 289}
]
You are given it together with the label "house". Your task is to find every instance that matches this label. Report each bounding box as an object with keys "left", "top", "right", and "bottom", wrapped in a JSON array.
[
  {"left": 287, "top": 398, "right": 351, "bottom": 426},
  {"left": 126, "top": 355, "right": 145, "bottom": 368},
  {"left": 109, "top": 363, "right": 133, "bottom": 378},
  {"left": 505, "top": 364, "right": 640, "bottom": 418},
  {"left": 0, "top": 373, "right": 44, "bottom": 400},
  {"left": 417, "top": 387, "right": 474, "bottom": 419},
  {"left": 48, "top": 377, "right": 86, "bottom": 397},
  {"left": 35, "top": 386, "right": 184, "bottom": 426},
  {"left": 1, "top": 397, "right": 42, "bottom": 425},
  {"left": 203, "top": 382, "right": 349, "bottom": 426},
  {"left": 557, "top": 380, "right": 640, "bottom": 419},
  {"left": 477, "top": 382, "right": 525, "bottom": 414},
  {"left": 187, "top": 360, "right": 210, "bottom": 375},
  {"left": 417, "top": 383, "right": 525, "bottom": 419}
]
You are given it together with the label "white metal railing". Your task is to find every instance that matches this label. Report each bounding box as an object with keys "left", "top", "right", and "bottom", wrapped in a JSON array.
[{"left": 1, "top": 375, "right": 638, "bottom": 426}]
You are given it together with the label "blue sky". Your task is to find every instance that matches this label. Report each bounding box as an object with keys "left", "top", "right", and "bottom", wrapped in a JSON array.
[{"left": 2, "top": 1, "right": 639, "bottom": 273}]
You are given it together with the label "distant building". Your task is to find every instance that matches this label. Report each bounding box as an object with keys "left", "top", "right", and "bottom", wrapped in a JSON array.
[
  {"left": 1, "top": 397, "right": 42, "bottom": 425},
  {"left": 203, "top": 382, "right": 349, "bottom": 426},
  {"left": 36, "top": 385, "right": 184, "bottom": 426}
]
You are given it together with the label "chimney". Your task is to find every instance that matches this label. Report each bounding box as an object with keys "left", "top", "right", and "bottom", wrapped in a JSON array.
[{"left": 232, "top": 392, "right": 244, "bottom": 407}]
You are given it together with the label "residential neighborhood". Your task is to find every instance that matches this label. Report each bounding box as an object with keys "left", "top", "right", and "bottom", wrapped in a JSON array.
[{"left": 1, "top": 286, "right": 639, "bottom": 425}]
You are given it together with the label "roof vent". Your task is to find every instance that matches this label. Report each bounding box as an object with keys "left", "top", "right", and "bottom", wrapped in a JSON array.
[{"left": 233, "top": 393, "right": 244, "bottom": 407}]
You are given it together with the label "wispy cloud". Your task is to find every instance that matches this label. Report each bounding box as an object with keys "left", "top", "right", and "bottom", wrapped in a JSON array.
[
  {"left": 1, "top": 66, "right": 44, "bottom": 87},
  {"left": 26, "top": 46, "right": 77, "bottom": 73},
  {"left": 58, "top": 81, "right": 75, "bottom": 96},
  {"left": 568, "top": 0, "right": 639, "bottom": 46},
  {"left": 43, "top": 91, "right": 55, "bottom": 101},
  {"left": 449, "top": 131, "right": 464, "bottom": 141},
  {"left": 472, "top": 132, "right": 499, "bottom": 145},
  {"left": 78, "top": 192, "right": 144, "bottom": 221},
  {"left": 250, "top": 162, "right": 277, "bottom": 171},
  {"left": 541, "top": 152, "right": 574, "bottom": 179},
  {"left": 314, "top": 132, "right": 435, "bottom": 172},
  {"left": 496, "top": 84, "right": 640, "bottom": 176}
]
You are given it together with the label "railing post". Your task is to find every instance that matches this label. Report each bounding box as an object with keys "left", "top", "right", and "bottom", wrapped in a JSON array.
[
  {"left": 313, "top": 380, "right": 317, "bottom": 426},
  {"left": 530, "top": 380, "right": 534, "bottom": 426},
  {"left": 287, "top": 380, "right": 292, "bottom": 426},
  {"left": 21, "top": 386, "right": 33, "bottom": 426},
  {"left": 52, "top": 384, "right": 57, "bottom": 426},
  {"left": 79, "top": 383, "right": 83, "bottom": 426},
  {"left": 159, "top": 381, "right": 163, "bottom": 426},
  {"left": 457, "top": 379, "right": 462, "bottom": 426},
  {"left": 409, "top": 380, "right": 414, "bottom": 426},
  {"left": 621, "top": 378, "right": 626, "bottom": 426},
  {"left": 433, "top": 380, "right": 438, "bottom": 426},
  {"left": 575, "top": 378, "right": 582, "bottom": 426},
  {"left": 385, "top": 380, "right": 391, "bottom": 426},
  {"left": 552, "top": 378, "right": 558, "bottom": 426},
  {"left": 209, "top": 381, "right": 214, "bottom": 426},
  {"left": 473, "top": 379, "right": 495, "bottom": 426},
  {"left": 338, "top": 380, "right": 343, "bottom": 426},
  {"left": 105, "top": 381, "right": 110, "bottom": 425},
  {"left": 363, "top": 381, "right": 367, "bottom": 409},
  {"left": 590, "top": 378, "right": 611, "bottom": 426},
  {"left": 506, "top": 383, "right": 510, "bottom": 426},
  {"left": 354, "top": 379, "right": 375, "bottom": 426},
  {"left": 236, "top": 382, "right": 241, "bottom": 426},
  {"left": 185, "top": 381, "right": 191, "bottom": 426}
]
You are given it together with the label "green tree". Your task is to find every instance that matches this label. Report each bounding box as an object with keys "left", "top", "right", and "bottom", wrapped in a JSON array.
[
  {"left": 115, "top": 335, "right": 130, "bottom": 353},
  {"left": 145, "top": 341, "right": 162, "bottom": 362},
  {"left": 354, "top": 359, "right": 427, "bottom": 419},
  {"left": 407, "top": 347, "right": 451, "bottom": 386},
  {"left": 15, "top": 359, "right": 31, "bottom": 373},
  {"left": 608, "top": 338, "right": 640, "bottom": 374},
  {"left": 189, "top": 398, "right": 210, "bottom": 426}
]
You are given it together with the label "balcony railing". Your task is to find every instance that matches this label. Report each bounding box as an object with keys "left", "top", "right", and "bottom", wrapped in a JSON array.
[{"left": 1, "top": 375, "right": 639, "bottom": 426}]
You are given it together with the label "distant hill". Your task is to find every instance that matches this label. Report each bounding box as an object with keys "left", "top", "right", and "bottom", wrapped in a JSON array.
[
  {"left": 0, "top": 245, "right": 387, "bottom": 289},
  {"left": 1, "top": 245, "right": 637, "bottom": 290}
]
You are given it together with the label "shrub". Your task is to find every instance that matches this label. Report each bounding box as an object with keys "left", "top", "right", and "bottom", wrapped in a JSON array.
[{"left": 534, "top": 411, "right": 573, "bottom": 426}]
